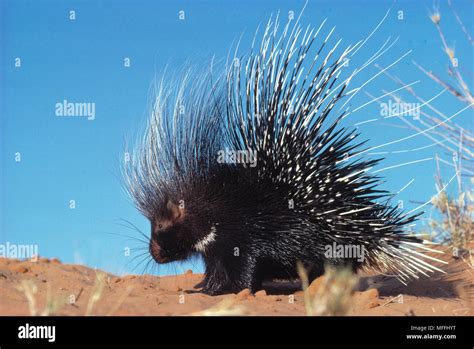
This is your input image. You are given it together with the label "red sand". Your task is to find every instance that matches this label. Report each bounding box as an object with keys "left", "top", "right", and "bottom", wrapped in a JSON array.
[{"left": 0, "top": 247, "right": 471, "bottom": 316}]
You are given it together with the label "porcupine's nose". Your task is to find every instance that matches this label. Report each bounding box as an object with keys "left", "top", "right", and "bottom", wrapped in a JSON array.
[{"left": 149, "top": 239, "right": 168, "bottom": 263}]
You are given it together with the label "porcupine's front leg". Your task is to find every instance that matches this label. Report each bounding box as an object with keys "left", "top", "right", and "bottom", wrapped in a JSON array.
[{"left": 201, "top": 254, "right": 261, "bottom": 295}]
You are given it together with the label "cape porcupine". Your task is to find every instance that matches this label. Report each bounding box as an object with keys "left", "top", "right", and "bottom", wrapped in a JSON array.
[{"left": 124, "top": 13, "right": 445, "bottom": 295}]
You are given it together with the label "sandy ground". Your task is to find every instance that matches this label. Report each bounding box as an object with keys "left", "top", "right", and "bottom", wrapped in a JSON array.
[{"left": 0, "top": 247, "right": 472, "bottom": 316}]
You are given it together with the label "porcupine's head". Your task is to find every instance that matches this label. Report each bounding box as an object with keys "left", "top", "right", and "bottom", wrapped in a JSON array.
[
  {"left": 123, "top": 71, "right": 225, "bottom": 264},
  {"left": 146, "top": 199, "right": 184, "bottom": 263}
]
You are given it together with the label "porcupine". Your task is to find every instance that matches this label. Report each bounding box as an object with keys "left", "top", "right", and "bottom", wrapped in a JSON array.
[{"left": 124, "top": 13, "right": 445, "bottom": 295}]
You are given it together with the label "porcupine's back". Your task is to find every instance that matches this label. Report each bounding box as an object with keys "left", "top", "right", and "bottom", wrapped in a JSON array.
[
  {"left": 125, "top": 14, "right": 446, "bottom": 283},
  {"left": 222, "top": 16, "right": 448, "bottom": 282}
]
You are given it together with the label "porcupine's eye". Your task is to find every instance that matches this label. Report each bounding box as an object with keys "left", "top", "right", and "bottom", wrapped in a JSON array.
[
  {"left": 152, "top": 199, "right": 185, "bottom": 235},
  {"left": 153, "top": 220, "right": 169, "bottom": 234}
]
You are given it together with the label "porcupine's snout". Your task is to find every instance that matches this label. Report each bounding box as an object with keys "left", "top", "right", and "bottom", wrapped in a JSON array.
[
  {"left": 149, "top": 226, "right": 183, "bottom": 264},
  {"left": 148, "top": 200, "right": 194, "bottom": 264},
  {"left": 149, "top": 228, "right": 193, "bottom": 264},
  {"left": 149, "top": 238, "right": 169, "bottom": 263}
]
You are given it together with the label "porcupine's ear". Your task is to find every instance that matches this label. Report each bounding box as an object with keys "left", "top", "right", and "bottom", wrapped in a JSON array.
[{"left": 166, "top": 200, "right": 185, "bottom": 222}]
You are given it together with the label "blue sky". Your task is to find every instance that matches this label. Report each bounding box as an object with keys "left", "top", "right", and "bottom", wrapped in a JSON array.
[{"left": 1, "top": 0, "right": 472, "bottom": 275}]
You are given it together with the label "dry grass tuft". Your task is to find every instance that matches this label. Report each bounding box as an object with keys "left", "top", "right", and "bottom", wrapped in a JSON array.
[
  {"left": 298, "top": 263, "right": 358, "bottom": 316},
  {"left": 429, "top": 174, "right": 473, "bottom": 255},
  {"left": 85, "top": 271, "right": 107, "bottom": 316},
  {"left": 15, "top": 280, "right": 66, "bottom": 316},
  {"left": 190, "top": 298, "right": 247, "bottom": 316}
]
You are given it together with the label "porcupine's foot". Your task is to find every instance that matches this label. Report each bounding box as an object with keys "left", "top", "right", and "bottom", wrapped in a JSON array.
[
  {"left": 201, "top": 256, "right": 261, "bottom": 295},
  {"left": 201, "top": 275, "right": 262, "bottom": 295},
  {"left": 201, "top": 280, "right": 229, "bottom": 296},
  {"left": 200, "top": 273, "right": 242, "bottom": 296}
]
